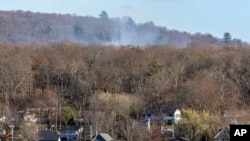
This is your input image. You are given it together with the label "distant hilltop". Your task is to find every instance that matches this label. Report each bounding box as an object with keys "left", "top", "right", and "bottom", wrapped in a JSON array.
[{"left": 0, "top": 10, "right": 246, "bottom": 47}]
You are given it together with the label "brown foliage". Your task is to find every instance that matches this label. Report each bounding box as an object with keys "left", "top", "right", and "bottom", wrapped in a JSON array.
[{"left": 0, "top": 42, "right": 250, "bottom": 140}]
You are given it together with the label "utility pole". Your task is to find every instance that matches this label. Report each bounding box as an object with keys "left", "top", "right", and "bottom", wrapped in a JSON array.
[
  {"left": 59, "top": 101, "right": 61, "bottom": 129},
  {"left": 9, "top": 124, "right": 15, "bottom": 141},
  {"left": 55, "top": 104, "right": 58, "bottom": 131},
  {"left": 90, "top": 125, "right": 93, "bottom": 140},
  {"left": 172, "top": 123, "right": 175, "bottom": 139}
]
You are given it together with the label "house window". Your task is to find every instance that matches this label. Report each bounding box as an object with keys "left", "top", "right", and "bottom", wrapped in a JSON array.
[
  {"left": 169, "top": 113, "right": 173, "bottom": 116},
  {"left": 167, "top": 119, "right": 173, "bottom": 125},
  {"left": 61, "top": 138, "right": 67, "bottom": 141}
]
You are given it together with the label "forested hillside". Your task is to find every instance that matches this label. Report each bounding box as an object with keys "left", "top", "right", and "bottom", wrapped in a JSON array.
[
  {"left": 1, "top": 42, "right": 250, "bottom": 112},
  {"left": 0, "top": 10, "right": 245, "bottom": 46},
  {"left": 1, "top": 42, "right": 250, "bottom": 140},
  {"left": 1, "top": 10, "right": 250, "bottom": 140}
]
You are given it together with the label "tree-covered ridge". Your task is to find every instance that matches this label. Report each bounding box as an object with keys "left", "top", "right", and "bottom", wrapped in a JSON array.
[
  {"left": 0, "top": 10, "right": 245, "bottom": 46},
  {"left": 0, "top": 42, "right": 249, "bottom": 111},
  {"left": 1, "top": 42, "right": 250, "bottom": 140}
]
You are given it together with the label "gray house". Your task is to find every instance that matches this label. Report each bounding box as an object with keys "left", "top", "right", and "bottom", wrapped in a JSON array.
[{"left": 58, "top": 126, "right": 83, "bottom": 141}]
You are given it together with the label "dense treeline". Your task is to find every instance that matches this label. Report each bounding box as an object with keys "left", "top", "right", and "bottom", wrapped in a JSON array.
[
  {"left": 1, "top": 42, "right": 250, "bottom": 140},
  {"left": 0, "top": 10, "right": 246, "bottom": 46},
  {"left": 1, "top": 42, "right": 250, "bottom": 112}
]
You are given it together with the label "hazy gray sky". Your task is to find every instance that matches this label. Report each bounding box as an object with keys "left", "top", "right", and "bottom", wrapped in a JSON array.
[{"left": 1, "top": 0, "right": 249, "bottom": 42}]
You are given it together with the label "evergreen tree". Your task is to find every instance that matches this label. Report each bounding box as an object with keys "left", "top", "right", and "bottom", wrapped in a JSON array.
[
  {"left": 224, "top": 32, "right": 231, "bottom": 44},
  {"left": 99, "top": 11, "right": 109, "bottom": 19},
  {"left": 74, "top": 25, "right": 84, "bottom": 39}
]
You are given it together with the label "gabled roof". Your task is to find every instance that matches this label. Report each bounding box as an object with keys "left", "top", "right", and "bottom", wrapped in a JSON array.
[
  {"left": 214, "top": 126, "right": 230, "bottom": 139},
  {"left": 92, "top": 133, "right": 113, "bottom": 141},
  {"left": 38, "top": 130, "right": 59, "bottom": 141},
  {"left": 146, "top": 108, "right": 179, "bottom": 114},
  {"left": 162, "top": 108, "right": 180, "bottom": 114}
]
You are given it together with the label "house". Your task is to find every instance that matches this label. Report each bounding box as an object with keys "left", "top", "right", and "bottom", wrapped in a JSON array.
[
  {"left": 92, "top": 133, "right": 114, "bottom": 141},
  {"left": 214, "top": 126, "right": 230, "bottom": 141},
  {"left": 38, "top": 130, "right": 60, "bottom": 141},
  {"left": 145, "top": 108, "right": 181, "bottom": 124},
  {"left": 58, "top": 126, "right": 83, "bottom": 141},
  {"left": 24, "top": 112, "right": 38, "bottom": 124},
  {"left": 0, "top": 116, "right": 6, "bottom": 123}
]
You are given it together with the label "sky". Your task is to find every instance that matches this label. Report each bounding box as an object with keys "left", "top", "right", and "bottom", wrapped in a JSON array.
[{"left": 1, "top": 0, "right": 250, "bottom": 42}]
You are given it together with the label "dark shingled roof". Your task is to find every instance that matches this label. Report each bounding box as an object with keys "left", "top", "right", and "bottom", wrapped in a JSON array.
[{"left": 38, "top": 130, "right": 59, "bottom": 141}]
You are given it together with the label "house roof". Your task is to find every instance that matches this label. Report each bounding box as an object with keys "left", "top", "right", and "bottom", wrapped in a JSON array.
[
  {"left": 100, "top": 133, "right": 113, "bottom": 140},
  {"left": 59, "top": 126, "right": 80, "bottom": 131},
  {"left": 162, "top": 108, "right": 180, "bottom": 114},
  {"left": 214, "top": 126, "right": 230, "bottom": 139},
  {"left": 146, "top": 108, "right": 179, "bottom": 114},
  {"left": 38, "top": 130, "right": 59, "bottom": 141},
  {"left": 92, "top": 133, "right": 113, "bottom": 141}
]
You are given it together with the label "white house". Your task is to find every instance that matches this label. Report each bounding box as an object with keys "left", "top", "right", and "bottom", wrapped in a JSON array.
[
  {"left": 145, "top": 108, "right": 181, "bottom": 124},
  {"left": 0, "top": 116, "right": 6, "bottom": 123},
  {"left": 24, "top": 112, "right": 38, "bottom": 124}
]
